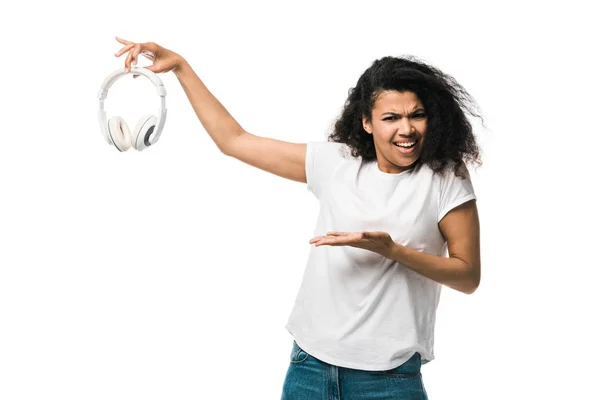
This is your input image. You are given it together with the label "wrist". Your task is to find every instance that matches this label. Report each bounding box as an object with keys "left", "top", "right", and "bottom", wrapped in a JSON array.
[
  {"left": 385, "top": 240, "right": 400, "bottom": 260},
  {"left": 388, "top": 241, "right": 408, "bottom": 261},
  {"left": 173, "top": 57, "right": 190, "bottom": 77}
]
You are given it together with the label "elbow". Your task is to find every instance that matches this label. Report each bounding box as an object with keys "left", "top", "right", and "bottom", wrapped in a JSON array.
[
  {"left": 220, "top": 145, "right": 234, "bottom": 157},
  {"left": 220, "top": 129, "right": 245, "bottom": 157},
  {"left": 462, "top": 264, "right": 481, "bottom": 295},
  {"left": 463, "top": 281, "right": 479, "bottom": 295},
  {"left": 220, "top": 140, "right": 235, "bottom": 157}
]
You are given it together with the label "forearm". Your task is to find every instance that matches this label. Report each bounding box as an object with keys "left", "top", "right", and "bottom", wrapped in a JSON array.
[
  {"left": 387, "top": 243, "right": 479, "bottom": 294},
  {"left": 173, "top": 60, "right": 243, "bottom": 153}
]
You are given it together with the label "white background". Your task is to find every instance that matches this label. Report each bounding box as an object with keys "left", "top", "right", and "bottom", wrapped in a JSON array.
[{"left": 1, "top": 1, "right": 598, "bottom": 399}]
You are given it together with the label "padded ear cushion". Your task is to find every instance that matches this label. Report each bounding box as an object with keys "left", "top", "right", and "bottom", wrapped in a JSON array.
[
  {"left": 131, "top": 113, "right": 158, "bottom": 150},
  {"left": 107, "top": 116, "right": 132, "bottom": 152}
]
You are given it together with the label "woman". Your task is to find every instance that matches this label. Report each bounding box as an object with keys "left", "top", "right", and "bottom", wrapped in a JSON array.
[{"left": 114, "top": 36, "right": 482, "bottom": 399}]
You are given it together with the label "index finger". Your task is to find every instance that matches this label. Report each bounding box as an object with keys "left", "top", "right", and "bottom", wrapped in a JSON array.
[
  {"left": 115, "top": 36, "right": 132, "bottom": 45},
  {"left": 114, "top": 43, "right": 135, "bottom": 57}
]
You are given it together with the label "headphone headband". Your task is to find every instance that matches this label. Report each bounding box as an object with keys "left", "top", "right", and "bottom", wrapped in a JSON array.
[
  {"left": 98, "top": 66, "right": 166, "bottom": 100},
  {"left": 97, "top": 67, "right": 167, "bottom": 149}
]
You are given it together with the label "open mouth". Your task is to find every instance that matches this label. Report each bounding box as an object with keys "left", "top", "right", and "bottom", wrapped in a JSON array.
[
  {"left": 393, "top": 139, "right": 419, "bottom": 153},
  {"left": 394, "top": 140, "right": 417, "bottom": 149}
]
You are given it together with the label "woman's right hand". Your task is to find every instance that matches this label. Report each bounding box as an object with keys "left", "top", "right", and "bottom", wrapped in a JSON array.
[{"left": 114, "top": 36, "right": 185, "bottom": 77}]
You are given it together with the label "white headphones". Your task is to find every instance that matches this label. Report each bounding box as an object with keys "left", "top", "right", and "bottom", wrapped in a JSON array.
[{"left": 97, "top": 67, "right": 167, "bottom": 151}]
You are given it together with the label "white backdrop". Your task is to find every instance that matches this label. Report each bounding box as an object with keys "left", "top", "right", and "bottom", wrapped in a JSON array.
[{"left": 1, "top": 1, "right": 598, "bottom": 399}]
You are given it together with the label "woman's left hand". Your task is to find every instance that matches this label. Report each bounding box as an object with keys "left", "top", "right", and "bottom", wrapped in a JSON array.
[{"left": 309, "top": 231, "right": 396, "bottom": 258}]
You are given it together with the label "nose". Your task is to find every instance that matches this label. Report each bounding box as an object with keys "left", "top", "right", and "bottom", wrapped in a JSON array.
[{"left": 397, "top": 117, "right": 415, "bottom": 136}]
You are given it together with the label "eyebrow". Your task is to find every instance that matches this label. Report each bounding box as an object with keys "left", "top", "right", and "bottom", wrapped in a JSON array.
[{"left": 381, "top": 108, "right": 425, "bottom": 116}]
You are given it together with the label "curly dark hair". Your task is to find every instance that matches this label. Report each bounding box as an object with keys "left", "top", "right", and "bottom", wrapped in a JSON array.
[{"left": 328, "top": 55, "right": 484, "bottom": 178}]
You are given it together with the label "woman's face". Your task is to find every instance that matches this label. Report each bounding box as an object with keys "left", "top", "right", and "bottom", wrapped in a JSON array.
[{"left": 362, "top": 90, "right": 427, "bottom": 174}]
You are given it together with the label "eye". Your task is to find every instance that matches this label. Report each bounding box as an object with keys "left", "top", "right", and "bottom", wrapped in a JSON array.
[
  {"left": 383, "top": 116, "right": 397, "bottom": 121},
  {"left": 412, "top": 113, "right": 426, "bottom": 119}
]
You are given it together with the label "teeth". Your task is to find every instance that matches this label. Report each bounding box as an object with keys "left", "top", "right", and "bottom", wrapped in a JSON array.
[{"left": 394, "top": 141, "right": 415, "bottom": 148}]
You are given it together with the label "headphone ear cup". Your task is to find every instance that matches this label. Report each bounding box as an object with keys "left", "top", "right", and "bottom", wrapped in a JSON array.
[
  {"left": 131, "top": 114, "right": 158, "bottom": 151},
  {"left": 107, "top": 117, "right": 132, "bottom": 152}
]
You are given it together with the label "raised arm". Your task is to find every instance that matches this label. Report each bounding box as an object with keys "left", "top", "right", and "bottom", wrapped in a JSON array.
[
  {"left": 174, "top": 62, "right": 307, "bottom": 183},
  {"left": 115, "top": 37, "right": 307, "bottom": 183}
]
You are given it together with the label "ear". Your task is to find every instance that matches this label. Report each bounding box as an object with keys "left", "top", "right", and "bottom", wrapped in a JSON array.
[{"left": 362, "top": 115, "right": 372, "bottom": 134}]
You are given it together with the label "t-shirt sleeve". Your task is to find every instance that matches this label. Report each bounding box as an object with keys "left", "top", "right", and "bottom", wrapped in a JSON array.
[
  {"left": 438, "top": 162, "right": 477, "bottom": 222},
  {"left": 305, "top": 141, "right": 348, "bottom": 199}
]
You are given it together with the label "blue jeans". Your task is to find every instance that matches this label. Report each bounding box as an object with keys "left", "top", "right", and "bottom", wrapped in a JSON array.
[{"left": 280, "top": 341, "right": 429, "bottom": 400}]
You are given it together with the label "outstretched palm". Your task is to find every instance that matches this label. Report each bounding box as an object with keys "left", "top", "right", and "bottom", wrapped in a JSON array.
[{"left": 309, "top": 231, "right": 395, "bottom": 258}]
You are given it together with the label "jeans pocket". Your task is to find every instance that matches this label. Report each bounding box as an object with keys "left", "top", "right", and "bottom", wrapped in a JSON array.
[{"left": 290, "top": 340, "right": 310, "bottom": 364}]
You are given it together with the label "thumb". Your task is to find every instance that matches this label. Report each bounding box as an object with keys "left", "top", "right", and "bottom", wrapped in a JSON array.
[
  {"left": 133, "top": 64, "right": 158, "bottom": 79},
  {"left": 145, "top": 64, "right": 161, "bottom": 73}
]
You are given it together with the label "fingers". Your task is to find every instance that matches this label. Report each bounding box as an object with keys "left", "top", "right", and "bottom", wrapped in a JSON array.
[
  {"left": 310, "top": 233, "right": 346, "bottom": 244},
  {"left": 140, "top": 49, "right": 156, "bottom": 61},
  {"left": 114, "top": 42, "right": 134, "bottom": 57},
  {"left": 124, "top": 43, "right": 147, "bottom": 72},
  {"left": 115, "top": 36, "right": 141, "bottom": 72},
  {"left": 326, "top": 232, "right": 359, "bottom": 239},
  {"left": 310, "top": 235, "right": 340, "bottom": 244},
  {"left": 309, "top": 235, "right": 347, "bottom": 247},
  {"left": 124, "top": 45, "right": 138, "bottom": 72},
  {"left": 115, "top": 37, "right": 160, "bottom": 73},
  {"left": 115, "top": 36, "right": 131, "bottom": 45},
  {"left": 130, "top": 45, "right": 142, "bottom": 66}
]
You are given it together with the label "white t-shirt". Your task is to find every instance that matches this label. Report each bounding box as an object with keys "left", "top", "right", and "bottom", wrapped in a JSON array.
[{"left": 285, "top": 141, "right": 477, "bottom": 371}]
